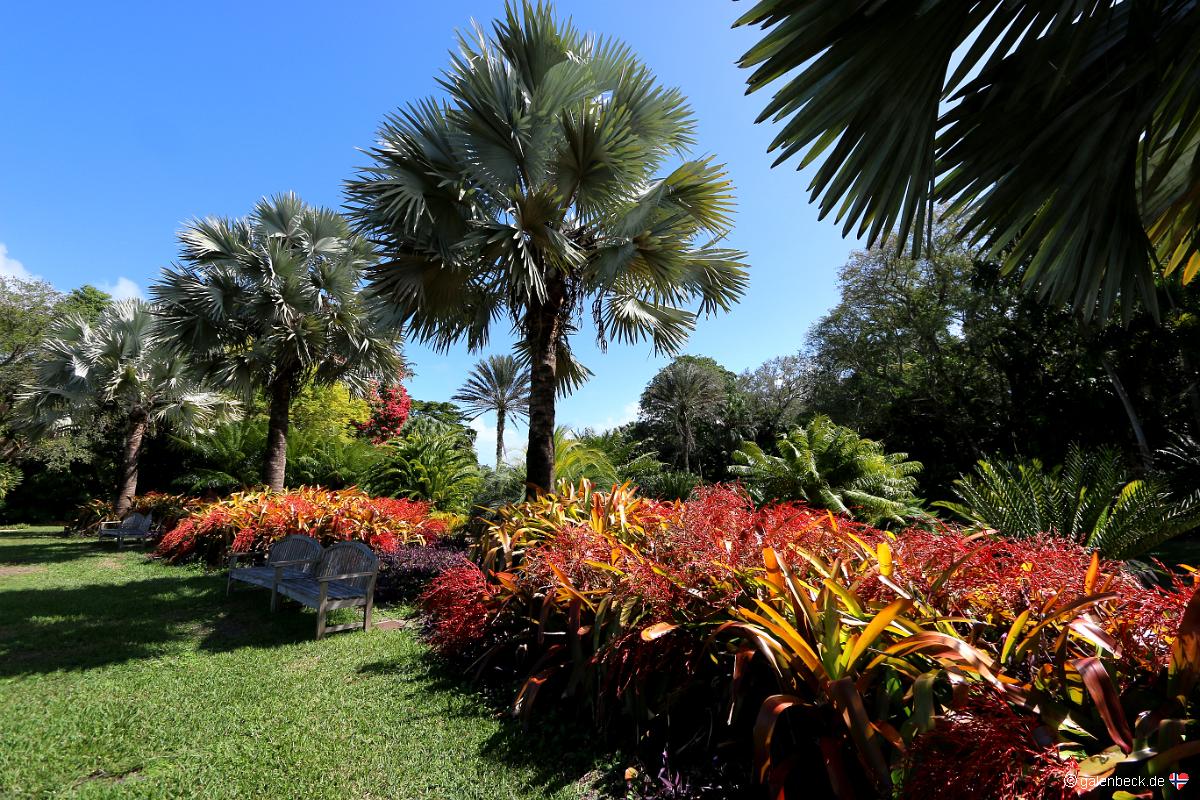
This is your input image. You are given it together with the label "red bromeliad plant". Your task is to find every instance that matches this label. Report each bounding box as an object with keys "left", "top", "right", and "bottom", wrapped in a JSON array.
[
  {"left": 155, "top": 487, "right": 444, "bottom": 565},
  {"left": 353, "top": 382, "right": 412, "bottom": 444},
  {"left": 419, "top": 481, "right": 1199, "bottom": 798}
]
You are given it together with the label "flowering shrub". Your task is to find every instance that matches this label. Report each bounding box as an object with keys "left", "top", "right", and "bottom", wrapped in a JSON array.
[
  {"left": 353, "top": 382, "right": 412, "bottom": 444},
  {"left": 155, "top": 487, "right": 444, "bottom": 564},
  {"left": 421, "top": 481, "right": 1199, "bottom": 799}
]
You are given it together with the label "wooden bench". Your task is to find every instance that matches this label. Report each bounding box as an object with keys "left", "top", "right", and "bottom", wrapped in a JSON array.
[
  {"left": 98, "top": 513, "right": 159, "bottom": 548},
  {"left": 227, "top": 534, "right": 323, "bottom": 597},
  {"left": 270, "top": 541, "right": 379, "bottom": 639}
]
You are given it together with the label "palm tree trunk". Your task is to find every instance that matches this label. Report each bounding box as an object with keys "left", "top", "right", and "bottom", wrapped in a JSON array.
[
  {"left": 495, "top": 410, "right": 505, "bottom": 470},
  {"left": 1101, "top": 356, "right": 1153, "bottom": 471},
  {"left": 524, "top": 276, "right": 566, "bottom": 498},
  {"left": 263, "top": 377, "right": 291, "bottom": 491},
  {"left": 115, "top": 411, "right": 148, "bottom": 516}
]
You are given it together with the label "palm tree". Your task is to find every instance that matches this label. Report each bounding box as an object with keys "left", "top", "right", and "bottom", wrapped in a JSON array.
[
  {"left": 452, "top": 355, "right": 530, "bottom": 469},
  {"left": 346, "top": 1, "right": 748, "bottom": 496},
  {"left": 730, "top": 415, "right": 925, "bottom": 527},
  {"left": 736, "top": 1, "right": 1200, "bottom": 319},
  {"left": 19, "top": 300, "right": 231, "bottom": 515},
  {"left": 153, "top": 193, "right": 405, "bottom": 490},
  {"left": 639, "top": 358, "right": 727, "bottom": 474}
]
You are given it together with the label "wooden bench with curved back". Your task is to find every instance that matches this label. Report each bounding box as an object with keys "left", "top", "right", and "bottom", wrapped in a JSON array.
[
  {"left": 270, "top": 541, "right": 380, "bottom": 639},
  {"left": 227, "top": 534, "right": 324, "bottom": 596}
]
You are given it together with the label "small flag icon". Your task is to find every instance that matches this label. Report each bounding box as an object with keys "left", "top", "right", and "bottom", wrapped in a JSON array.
[{"left": 1169, "top": 772, "right": 1189, "bottom": 790}]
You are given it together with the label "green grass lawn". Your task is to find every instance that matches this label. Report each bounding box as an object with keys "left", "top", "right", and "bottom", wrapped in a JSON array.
[{"left": 0, "top": 528, "right": 611, "bottom": 799}]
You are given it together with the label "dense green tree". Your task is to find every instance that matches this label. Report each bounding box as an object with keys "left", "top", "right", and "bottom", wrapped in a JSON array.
[
  {"left": 0, "top": 277, "right": 63, "bottom": 459},
  {"left": 452, "top": 355, "right": 530, "bottom": 469},
  {"left": 347, "top": 1, "right": 747, "bottom": 495},
  {"left": 57, "top": 285, "right": 113, "bottom": 323},
  {"left": 364, "top": 418, "right": 480, "bottom": 512},
  {"left": 153, "top": 193, "right": 405, "bottom": 490},
  {"left": 635, "top": 355, "right": 751, "bottom": 478},
  {"left": 739, "top": 354, "right": 810, "bottom": 445},
  {"left": 736, "top": 0, "right": 1200, "bottom": 318},
  {"left": 19, "top": 300, "right": 230, "bottom": 514},
  {"left": 802, "top": 214, "right": 1200, "bottom": 493}
]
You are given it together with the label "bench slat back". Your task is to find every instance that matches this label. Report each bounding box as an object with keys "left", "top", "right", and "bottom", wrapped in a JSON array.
[
  {"left": 123, "top": 513, "right": 152, "bottom": 531},
  {"left": 318, "top": 542, "right": 378, "bottom": 591},
  {"left": 267, "top": 535, "right": 323, "bottom": 573}
]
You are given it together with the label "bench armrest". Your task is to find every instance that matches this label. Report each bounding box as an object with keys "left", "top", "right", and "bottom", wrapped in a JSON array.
[
  {"left": 317, "top": 571, "right": 376, "bottom": 582},
  {"left": 98, "top": 520, "right": 125, "bottom": 530}
]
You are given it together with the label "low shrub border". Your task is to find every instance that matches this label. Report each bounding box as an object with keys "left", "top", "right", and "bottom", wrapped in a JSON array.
[
  {"left": 154, "top": 487, "right": 445, "bottom": 565},
  {"left": 420, "top": 481, "right": 1199, "bottom": 799}
]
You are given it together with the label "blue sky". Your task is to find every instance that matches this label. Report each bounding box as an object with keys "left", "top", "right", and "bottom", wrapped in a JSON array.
[{"left": 0, "top": 1, "right": 858, "bottom": 462}]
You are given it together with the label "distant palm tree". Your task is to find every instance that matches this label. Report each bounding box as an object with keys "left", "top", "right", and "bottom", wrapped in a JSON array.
[
  {"left": 452, "top": 356, "right": 530, "bottom": 469},
  {"left": 153, "top": 193, "right": 405, "bottom": 490},
  {"left": 639, "top": 359, "right": 726, "bottom": 474},
  {"left": 346, "top": 1, "right": 747, "bottom": 496},
  {"left": 20, "top": 300, "right": 231, "bottom": 514}
]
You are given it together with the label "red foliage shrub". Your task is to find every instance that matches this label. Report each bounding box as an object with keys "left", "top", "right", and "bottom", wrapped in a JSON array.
[
  {"left": 902, "top": 687, "right": 1076, "bottom": 800},
  {"left": 421, "top": 481, "right": 1197, "bottom": 798},
  {"left": 419, "top": 561, "right": 494, "bottom": 654},
  {"left": 155, "top": 488, "right": 441, "bottom": 564}
]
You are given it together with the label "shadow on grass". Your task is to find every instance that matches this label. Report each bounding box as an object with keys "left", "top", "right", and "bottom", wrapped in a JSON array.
[
  {"left": 0, "top": 530, "right": 120, "bottom": 567},
  {"left": 0, "top": 573, "right": 316, "bottom": 677},
  {"left": 357, "top": 654, "right": 622, "bottom": 797}
]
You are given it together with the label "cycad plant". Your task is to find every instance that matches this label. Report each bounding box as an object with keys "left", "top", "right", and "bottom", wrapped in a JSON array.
[
  {"left": 364, "top": 419, "right": 480, "bottom": 512},
  {"left": 20, "top": 300, "right": 231, "bottom": 514},
  {"left": 730, "top": 415, "right": 924, "bottom": 526},
  {"left": 937, "top": 444, "right": 1200, "bottom": 559},
  {"left": 153, "top": 193, "right": 405, "bottom": 489},
  {"left": 553, "top": 428, "right": 618, "bottom": 486},
  {"left": 346, "top": 1, "right": 747, "bottom": 495},
  {"left": 452, "top": 355, "right": 530, "bottom": 469},
  {"left": 170, "top": 418, "right": 266, "bottom": 494}
]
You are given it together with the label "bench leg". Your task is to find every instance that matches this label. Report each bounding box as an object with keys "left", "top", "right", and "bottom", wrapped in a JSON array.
[
  {"left": 270, "top": 586, "right": 279, "bottom": 612},
  {"left": 316, "top": 603, "right": 328, "bottom": 640},
  {"left": 363, "top": 598, "right": 373, "bottom": 633}
]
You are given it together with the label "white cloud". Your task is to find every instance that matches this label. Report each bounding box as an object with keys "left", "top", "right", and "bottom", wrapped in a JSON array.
[
  {"left": 97, "top": 276, "right": 145, "bottom": 301},
  {"left": 0, "top": 242, "right": 36, "bottom": 281},
  {"left": 594, "top": 401, "right": 639, "bottom": 431},
  {"left": 470, "top": 415, "right": 499, "bottom": 466}
]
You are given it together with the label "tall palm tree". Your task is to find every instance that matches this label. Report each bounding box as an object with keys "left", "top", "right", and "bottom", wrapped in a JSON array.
[
  {"left": 346, "top": 1, "right": 748, "bottom": 496},
  {"left": 736, "top": 1, "right": 1200, "bottom": 319},
  {"left": 19, "top": 300, "right": 231, "bottom": 515},
  {"left": 152, "top": 193, "right": 405, "bottom": 490},
  {"left": 639, "top": 358, "right": 727, "bottom": 474},
  {"left": 452, "top": 355, "right": 530, "bottom": 469}
]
